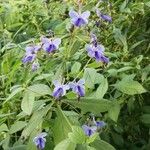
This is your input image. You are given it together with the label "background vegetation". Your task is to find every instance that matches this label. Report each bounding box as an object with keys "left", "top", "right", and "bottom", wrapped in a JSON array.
[{"left": 0, "top": 0, "right": 150, "bottom": 150}]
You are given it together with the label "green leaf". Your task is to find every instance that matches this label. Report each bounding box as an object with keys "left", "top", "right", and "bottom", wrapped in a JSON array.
[
  {"left": 115, "top": 79, "right": 146, "bottom": 95},
  {"left": 34, "top": 73, "right": 54, "bottom": 81},
  {"left": 95, "top": 77, "right": 108, "bottom": 99},
  {"left": 76, "top": 144, "right": 96, "bottom": 150},
  {"left": 27, "top": 84, "right": 51, "bottom": 96},
  {"left": 9, "top": 145, "right": 27, "bottom": 150},
  {"left": 54, "top": 139, "right": 76, "bottom": 150},
  {"left": 21, "top": 103, "right": 52, "bottom": 138},
  {"left": 54, "top": 20, "right": 67, "bottom": 35},
  {"left": 91, "top": 139, "right": 116, "bottom": 150},
  {"left": 108, "top": 103, "right": 120, "bottom": 122},
  {"left": 66, "top": 98, "right": 112, "bottom": 113},
  {"left": 140, "top": 114, "right": 150, "bottom": 125},
  {"left": 53, "top": 106, "right": 72, "bottom": 144},
  {"left": 70, "top": 40, "right": 81, "bottom": 56},
  {"left": 86, "top": 146, "right": 96, "bottom": 150},
  {"left": 9, "top": 121, "right": 27, "bottom": 134},
  {"left": 5, "top": 87, "right": 24, "bottom": 103},
  {"left": 21, "top": 90, "right": 35, "bottom": 115},
  {"left": 71, "top": 62, "right": 81, "bottom": 74},
  {"left": 0, "top": 124, "right": 9, "bottom": 132},
  {"left": 113, "top": 27, "right": 128, "bottom": 51},
  {"left": 84, "top": 68, "right": 97, "bottom": 89},
  {"left": 86, "top": 133, "right": 99, "bottom": 144},
  {"left": 145, "top": 1, "right": 150, "bottom": 7},
  {"left": 68, "top": 126, "right": 86, "bottom": 144}
]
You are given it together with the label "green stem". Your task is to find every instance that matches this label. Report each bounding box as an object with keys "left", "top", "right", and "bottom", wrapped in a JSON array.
[{"left": 73, "top": 58, "right": 91, "bottom": 81}]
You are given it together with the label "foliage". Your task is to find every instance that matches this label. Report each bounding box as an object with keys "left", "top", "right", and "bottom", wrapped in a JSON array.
[{"left": 0, "top": 0, "right": 150, "bottom": 150}]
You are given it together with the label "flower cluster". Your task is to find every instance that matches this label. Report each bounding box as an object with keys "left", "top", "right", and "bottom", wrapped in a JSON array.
[
  {"left": 32, "top": 3, "right": 111, "bottom": 148},
  {"left": 86, "top": 33, "right": 109, "bottom": 63},
  {"left": 52, "top": 79, "right": 85, "bottom": 99},
  {"left": 82, "top": 117, "right": 106, "bottom": 136},
  {"left": 22, "top": 36, "right": 61, "bottom": 71},
  {"left": 22, "top": 45, "right": 41, "bottom": 71},
  {"left": 69, "top": 9, "right": 109, "bottom": 63}
]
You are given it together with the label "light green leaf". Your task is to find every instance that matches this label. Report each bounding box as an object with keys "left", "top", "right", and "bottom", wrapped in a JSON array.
[
  {"left": 71, "top": 62, "right": 81, "bottom": 74},
  {"left": 70, "top": 40, "right": 81, "bottom": 55},
  {"left": 21, "top": 91, "right": 35, "bottom": 115},
  {"left": 76, "top": 144, "right": 96, "bottom": 150},
  {"left": 113, "top": 27, "right": 128, "bottom": 51},
  {"left": 53, "top": 106, "right": 72, "bottom": 144},
  {"left": 91, "top": 139, "right": 116, "bottom": 150},
  {"left": 115, "top": 79, "right": 146, "bottom": 95},
  {"left": 145, "top": 1, "right": 150, "bottom": 7},
  {"left": 66, "top": 98, "right": 112, "bottom": 113},
  {"left": 9, "top": 121, "right": 27, "bottom": 134},
  {"left": 0, "top": 124, "right": 9, "bottom": 132},
  {"left": 34, "top": 73, "right": 54, "bottom": 81},
  {"left": 21, "top": 103, "right": 52, "bottom": 138},
  {"left": 54, "top": 139, "right": 76, "bottom": 150},
  {"left": 108, "top": 103, "right": 120, "bottom": 122},
  {"left": 68, "top": 126, "right": 86, "bottom": 144},
  {"left": 5, "top": 87, "right": 24, "bottom": 103},
  {"left": 117, "top": 67, "right": 133, "bottom": 73},
  {"left": 86, "top": 133, "right": 99, "bottom": 144},
  {"left": 9, "top": 145, "right": 27, "bottom": 150},
  {"left": 84, "top": 68, "right": 97, "bottom": 88},
  {"left": 95, "top": 77, "right": 108, "bottom": 99},
  {"left": 27, "top": 84, "right": 51, "bottom": 96}
]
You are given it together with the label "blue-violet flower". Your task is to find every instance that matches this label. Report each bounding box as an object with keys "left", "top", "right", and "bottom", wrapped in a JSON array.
[
  {"left": 82, "top": 125, "right": 97, "bottom": 136},
  {"left": 52, "top": 80, "right": 69, "bottom": 99},
  {"left": 90, "top": 33, "right": 98, "bottom": 47},
  {"left": 22, "top": 45, "right": 41, "bottom": 64},
  {"left": 33, "top": 132, "right": 47, "bottom": 150},
  {"left": 69, "top": 10, "right": 90, "bottom": 27},
  {"left": 96, "top": 121, "right": 106, "bottom": 128},
  {"left": 86, "top": 44, "right": 109, "bottom": 63},
  {"left": 32, "top": 62, "right": 40, "bottom": 71},
  {"left": 96, "top": 9, "right": 112, "bottom": 23},
  {"left": 41, "top": 37, "right": 61, "bottom": 53},
  {"left": 69, "top": 79, "right": 85, "bottom": 97},
  {"left": 93, "top": 116, "right": 106, "bottom": 128}
]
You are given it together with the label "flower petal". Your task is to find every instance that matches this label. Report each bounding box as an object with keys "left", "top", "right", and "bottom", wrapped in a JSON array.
[
  {"left": 97, "top": 44, "right": 105, "bottom": 52},
  {"left": 74, "top": 18, "right": 86, "bottom": 27},
  {"left": 34, "top": 45, "right": 41, "bottom": 52},
  {"left": 101, "top": 14, "right": 112, "bottom": 22},
  {"left": 86, "top": 45, "right": 95, "bottom": 58},
  {"left": 96, "top": 121, "right": 106, "bottom": 128},
  {"left": 69, "top": 10, "right": 79, "bottom": 19},
  {"left": 100, "top": 55, "right": 109, "bottom": 63},
  {"left": 32, "top": 62, "right": 39, "bottom": 71},
  {"left": 38, "top": 132, "right": 47, "bottom": 138},
  {"left": 81, "top": 11, "right": 90, "bottom": 19},
  {"left": 41, "top": 36, "right": 50, "bottom": 44},
  {"left": 77, "top": 85, "right": 85, "bottom": 97},
  {"left": 52, "top": 87, "right": 63, "bottom": 98},
  {"left": 78, "top": 79, "right": 85, "bottom": 85},
  {"left": 53, "top": 38, "right": 61, "bottom": 49},
  {"left": 69, "top": 82, "right": 76, "bottom": 89},
  {"left": 25, "top": 46, "right": 34, "bottom": 54},
  {"left": 64, "top": 84, "right": 70, "bottom": 90},
  {"left": 53, "top": 80, "right": 61, "bottom": 87}
]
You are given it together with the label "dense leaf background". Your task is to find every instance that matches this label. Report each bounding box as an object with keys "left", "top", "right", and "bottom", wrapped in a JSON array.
[{"left": 0, "top": 0, "right": 150, "bottom": 150}]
